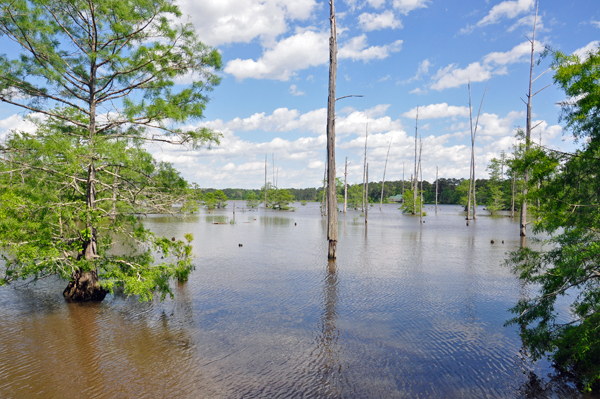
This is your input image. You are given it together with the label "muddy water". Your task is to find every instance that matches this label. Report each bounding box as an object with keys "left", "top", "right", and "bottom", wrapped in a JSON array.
[{"left": 0, "top": 203, "right": 595, "bottom": 398}]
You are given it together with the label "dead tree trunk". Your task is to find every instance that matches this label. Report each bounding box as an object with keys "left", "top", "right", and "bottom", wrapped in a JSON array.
[
  {"left": 344, "top": 157, "right": 348, "bottom": 214},
  {"left": 322, "top": 162, "right": 327, "bottom": 217},
  {"left": 326, "top": 0, "right": 338, "bottom": 259},
  {"left": 419, "top": 142, "right": 423, "bottom": 224},
  {"left": 413, "top": 108, "right": 419, "bottom": 215},
  {"left": 365, "top": 163, "right": 368, "bottom": 224},
  {"left": 435, "top": 166, "right": 438, "bottom": 214},
  {"left": 520, "top": 1, "right": 545, "bottom": 237},
  {"left": 362, "top": 122, "right": 368, "bottom": 213},
  {"left": 380, "top": 139, "right": 392, "bottom": 210}
]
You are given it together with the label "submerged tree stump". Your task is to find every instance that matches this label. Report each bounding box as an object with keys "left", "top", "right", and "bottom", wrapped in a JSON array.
[{"left": 63, "top": 269, "right": 107, "bottom": 302}]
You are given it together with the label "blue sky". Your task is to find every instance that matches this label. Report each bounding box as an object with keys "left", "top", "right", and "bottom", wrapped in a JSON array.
[{"left": 1, "top": 0, "right": 599, "bottom": 189}]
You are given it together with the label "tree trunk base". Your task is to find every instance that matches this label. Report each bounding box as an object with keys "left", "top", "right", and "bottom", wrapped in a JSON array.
[
  {"left": 63, "top": 269, "right": 107, "bottom": 302},
  {"left": 328, "top": 240, "right": 337, "bottom": 259}
]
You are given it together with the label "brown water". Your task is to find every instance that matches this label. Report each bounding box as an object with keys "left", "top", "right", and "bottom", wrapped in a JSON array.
[{"left": 0, "top": 203, "right": 596, "bottom": 398}]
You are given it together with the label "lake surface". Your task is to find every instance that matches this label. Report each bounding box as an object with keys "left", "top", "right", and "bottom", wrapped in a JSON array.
[{"left": 0, "top": 203, "right": 597, "bottom": 398}]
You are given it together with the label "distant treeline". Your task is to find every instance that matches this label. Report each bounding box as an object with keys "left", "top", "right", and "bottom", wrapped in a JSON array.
[{"left": 201, "top": 178, "right": 504, "bottom": 206}]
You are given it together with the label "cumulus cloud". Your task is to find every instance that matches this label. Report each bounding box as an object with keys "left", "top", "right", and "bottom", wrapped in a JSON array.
[
  {"left": 430, "top": 40, "right": 539, "bottom": 90},
  {"left": 392, "top": 0, "right": 429, "bottom": 15},
  {"left": 573, "top": 40, "right": 600, "bottom": 61},
  {"left": 289, "top": 84, "right": 305, "bottom": 96},
  {"left": 460, "top": 0, "right": 534, "bottom": 34},
  {"left": 358, "top": 10, "right": 402, "bottom": 31},
  {"left": 179, "top": 0, "right": 317, "bottom": 46},
  {"left": 402, "top": 103, "right": 470, "bottom": 119},
  {"left": 225, "top": 30, "right": 402, "bottom": 80},
  {"left": 507, "top": 14, "right": 546, "bottom": 33}
]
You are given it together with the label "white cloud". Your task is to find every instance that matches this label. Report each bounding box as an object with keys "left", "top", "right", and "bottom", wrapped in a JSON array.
[
  {"left": 482, "top": 41, "right": 539, "bottom": 65},
  {"left": 205, "top": 105, "right": 401, "bottom": 136},
  {"left": 430, "top": 41, "right": 538, "bottom": 90},
  {"left": 402, "top": 103, "right": 470, "bottom": 119},
  {"left": 225, "top": 30, "right": 328, "bottom": 81},
  {"left": 507, "top": 14, "right": 545, "bottom": 33},
  {"left": 358, "top": 10, "right": 403, "bottom": 31},
  {"left": 338, "top": 34, "right": 403, "bottom": 61},
  {"left": 592, "top": 21, "right": 600, "bottom": 29},
  {"left": 409, "top": 87, "right": 425, "bottom": 94},
  {"left": 430, "top": 62, "right": 496, "bottom": 91},
  {"left": 477, "top": 0, "right": 534, "bottom": 28},
  {"left": 392, "top": 0, "right": 429, "bottom": 15},
  {"left": 289, "top": 84, "right": 305, "bottom": 96},
  {"left": 403, "top": 58, "right": 431, "bottom": 84},
  {"left": 365, "top": 0, "right": 386, "bottom": 8},
  {"left": 179, "top": 0, "right": 318, "bottom": 46},
  {"left": 573, "top": 40, "right": 600, "bottom": 61},
  {"left": 225, "top": 31, "right": 402, "bottom": 81}
]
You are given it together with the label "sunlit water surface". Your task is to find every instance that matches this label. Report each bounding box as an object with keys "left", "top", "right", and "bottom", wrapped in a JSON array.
[{"left": 0, "top": 203, "right": 597, "bottom": 398}]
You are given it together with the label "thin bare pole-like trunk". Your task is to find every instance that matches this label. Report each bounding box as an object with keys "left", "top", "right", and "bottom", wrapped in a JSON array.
[
  {"left": 520, "top": 1, "right": 540, "bottom": 238},
  {"left": 467, "top": 82, "right": 474, "bottom": 225},
  {"left": 344, "top": 157, "right": 348, "bottom": 213},
  {"left": 380, "top": 139, "right": 392, "bottom": 210},
  {"left": 402, "top": 162, "right": 405, "bottom": 200},
  {"left": 362, "top": 122, "right": 368, "bottom": 213},
  {"left": 111, "top": 165, "right": 120, "bottom": 221},
  {"left": 435, "top": 166, "right": 438, "bottom": 214},
  {"left": 322, "top": 162, "right": 327, "bottom": 217},
  {"left": 265, "top": 154, "right": 268, "bottom": 206},
  {"left": 326, "top": 0, "right": 338, "bottom": 258},
  {"left": 466, "top": 79, "right": 489, "bottom": 224},
  {"left": 413, "top": 108, "right": 419, "bottom": 215},
  {"left": 418, "top": 142, "right": 423, "bottom": 224},
  {"left": 365, "top": 163, "right": 368, "bottom": 224}
]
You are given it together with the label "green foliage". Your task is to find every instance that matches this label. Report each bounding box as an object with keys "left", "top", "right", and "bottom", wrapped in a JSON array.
[
  {"left": 204, "top": 190, "right": 227, "bottom": 209},
  {"left": 0, "top": 120, "right": 196, "bottom": 301},
  {"left": 506, "top": 44, "right": 600, "bottom": 392},
  {"left": 399, "top": 189, "right": 424, "bottom": 215},
  {"left": 345, "top": 184, "right": 363, "bottom": 209},
  {"left": 0, "top": 0, "right": 221, "bottom": 301},
  {"left": 245, "top": 191, "right": 260, "bottom": 208},
  {"left": 260, "top": 183, "right": 295, "bottom": 210},
  {"left": 485, "top": 158, "right": 505, "bottom": 214}
]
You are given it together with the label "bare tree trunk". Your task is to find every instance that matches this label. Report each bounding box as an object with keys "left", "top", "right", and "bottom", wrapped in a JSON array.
[
  {"left": 467, "top": 82, "right": 473, "bottom": 225},
  {"left": 467, "top": 79, "right": 489, "bottom": 224},
  {"left": 380, "top": 139, "right": 392, "bottom": 210},
  {"left": 413, "top": 108, "right": 418, "bottom": 215},
  {"left": 520, "top": 1, "right": 539, "bottom": 237},
  {"left": 435, "top": 166, "right": 438, "bottom": 214},
  {"left": 264, "top": 154, "right": 268, "bottom": 206},
  {"left": 322, "top": 163, "right": 327, "bottom": 217},
  {"left": 419, "top": 142, "right": 423, "bottom": 224},
  {"left": 344, "top": 157, "right": 348, "bottom": 214},
  {"left": 326, "top": 0, "right": 338, "bottom": 258},
  {"left": 362, "top": 122, "right": 368, "bottom": 213},
  {"left": 402, "top": 162, "right": 405, "bottom": 201},
  {"left": 365, "top": 163, "right": 368, "bottom": 224}
]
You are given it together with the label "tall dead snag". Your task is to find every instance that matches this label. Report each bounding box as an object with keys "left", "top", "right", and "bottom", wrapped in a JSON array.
[
  {"left": 326, "top": 0, "right": 338, "bottom": 259},
  {"left": 435, "top": 166, "right": 438, "bottom": 214},
  {"left": 365, "top": 163, "right": 369, "bottom": 224},
  {"left": 362, "top": 122, "right": 368, "bottom": 213},
  {"left": 344, "top": 157, "right": 348, "bottom": 213},
  {"left": 418, "top": 141, "right": 423, "bottom": 224},
  {"left": 466, "top": 79, "right": 489, "bottom": 225},
  {"left": 265, "top": 154, "right": 268, "bottom": 206},
  {"left": 413, "top": 108, "right": 419, "bottom": 215},
  {"left": 380, "top": 139, "right": 393, "bottom": 210},
  {"left": 520, "top": 1, "right": 549, "bottom": 237}
]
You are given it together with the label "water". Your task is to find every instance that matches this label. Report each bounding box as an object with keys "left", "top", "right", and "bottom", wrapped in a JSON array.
[{"left": 0, "top": 203, "right": 596, "bottom": 398}]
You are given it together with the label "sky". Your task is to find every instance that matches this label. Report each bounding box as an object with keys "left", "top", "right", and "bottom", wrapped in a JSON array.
[{"left": 0, "top": 0, "right": 599, "bottom": 189}]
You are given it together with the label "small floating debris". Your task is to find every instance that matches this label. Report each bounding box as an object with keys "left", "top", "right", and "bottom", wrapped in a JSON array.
[
  {"left": 212, "top": 222, "right": 227, "bottom": 225},
  {"left": 239, "top": 243, "right": 243, "bottom": 247},
  {"left": 490, "top": 239, "right": 495, "bottom": 244}
]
